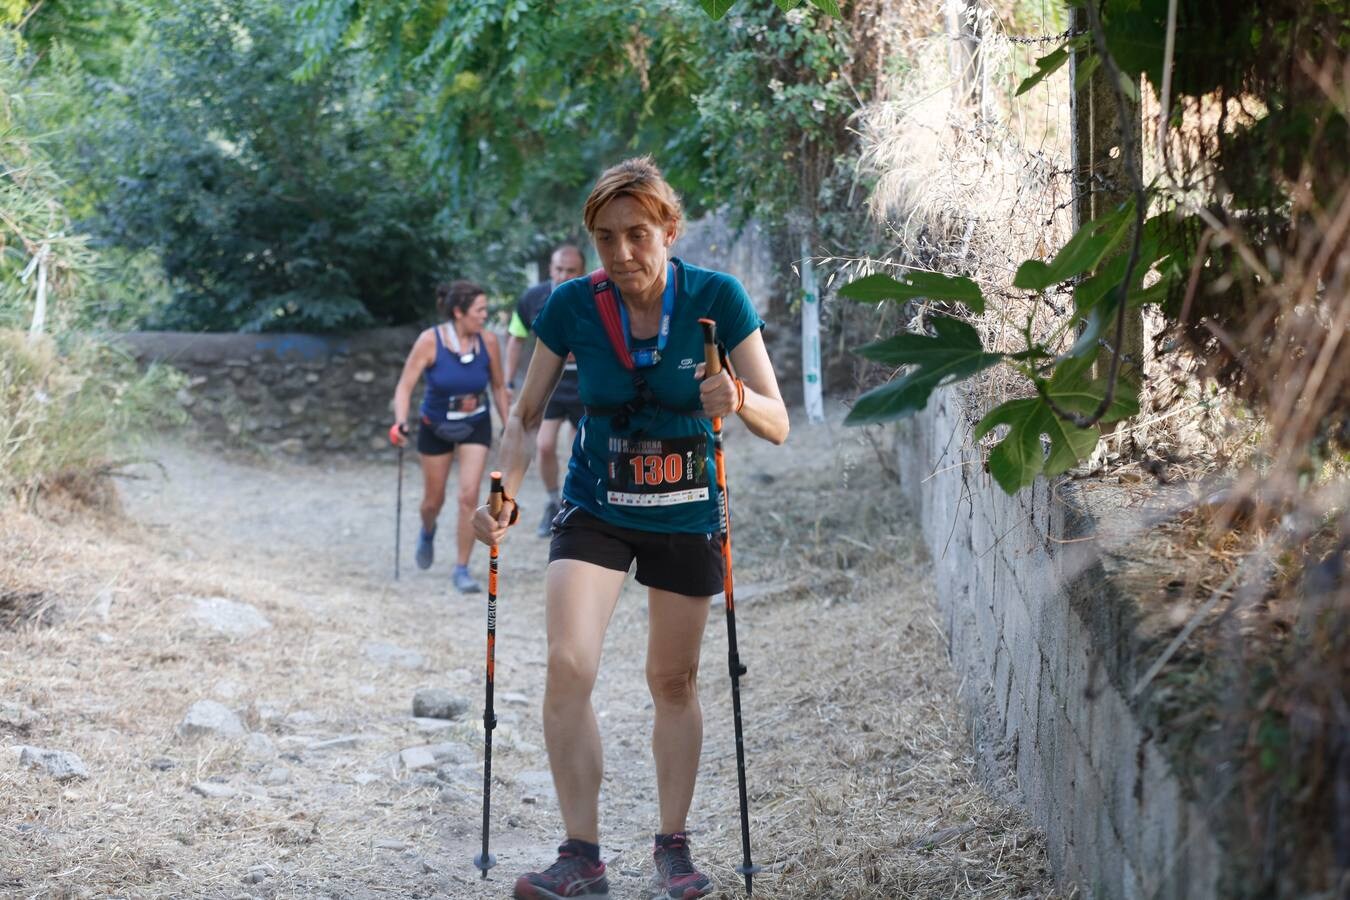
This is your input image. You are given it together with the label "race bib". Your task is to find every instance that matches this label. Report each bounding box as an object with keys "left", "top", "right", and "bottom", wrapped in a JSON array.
[{"left": 606, "top": 434, "right": 710, "bottom": 507}]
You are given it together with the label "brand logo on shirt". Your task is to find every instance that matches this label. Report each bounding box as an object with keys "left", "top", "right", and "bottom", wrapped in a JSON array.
[{"left": 678, "top": 358, "right": 696, "bottom": 370}]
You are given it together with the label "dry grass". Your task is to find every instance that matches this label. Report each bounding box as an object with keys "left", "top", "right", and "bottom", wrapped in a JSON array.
[{"left": 0, "top": 411, "right": 1062, "bottom": 898}]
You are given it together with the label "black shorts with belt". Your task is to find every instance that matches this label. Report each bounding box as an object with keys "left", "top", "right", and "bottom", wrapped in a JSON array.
[
  {"left": 416, "top": 413, "right": 492, "bottom": 456},
  {"left": 547, "top": 502, "right": 724, "bottom": 598}
]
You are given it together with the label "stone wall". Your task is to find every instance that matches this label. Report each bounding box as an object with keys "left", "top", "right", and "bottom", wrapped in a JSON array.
[
  {"left": 897, "top": 388, "right": 1223, "bottom": 899},
  {"left": 117, "top": 328, "right": 425, "bottom": 456},
  {"left": 675, "top": 214, "right": 776, "bottom": 318}
]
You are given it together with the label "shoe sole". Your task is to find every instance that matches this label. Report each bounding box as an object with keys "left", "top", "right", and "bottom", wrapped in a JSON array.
[
  {"left": 513, "top": 879, "right": 609, "bottom": 899},
  {"left": 649, "top": 879, "right": 711, "bottom": 899}
]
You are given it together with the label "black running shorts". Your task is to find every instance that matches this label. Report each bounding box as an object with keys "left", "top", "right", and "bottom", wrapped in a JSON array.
[
  {"left": 544, "top": 370, "right": 583, "bottom": 426},
  {"left": 548, "top": 502, "right": 724, "bottom": 598},
  {"left": 543, "top": 397, "right": 585, "bottom": 427},
  {"left": 417, "top": 414, "right": 492, "bottom": 456}
]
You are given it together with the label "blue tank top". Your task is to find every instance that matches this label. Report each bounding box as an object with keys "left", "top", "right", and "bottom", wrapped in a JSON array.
[{"left": 420, "top": 327, "right": 491, "bottom": 423}]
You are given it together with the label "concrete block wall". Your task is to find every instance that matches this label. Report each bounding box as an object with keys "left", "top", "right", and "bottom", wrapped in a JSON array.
[{"left": 896, "top": 387, "right": 1223, "bottom": 899}]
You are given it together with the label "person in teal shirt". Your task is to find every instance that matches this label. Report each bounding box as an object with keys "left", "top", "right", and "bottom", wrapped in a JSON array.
[{"left": 475, "top": 157, "right": 789, "bottom": 900}]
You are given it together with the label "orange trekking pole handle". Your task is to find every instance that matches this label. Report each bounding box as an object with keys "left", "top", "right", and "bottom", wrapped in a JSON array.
[
  {"left": 699, "top": 318, "right": 760, "bottom": 896},
  {"left": 474, "top": 473, "right": 505, "bottom": 879}
]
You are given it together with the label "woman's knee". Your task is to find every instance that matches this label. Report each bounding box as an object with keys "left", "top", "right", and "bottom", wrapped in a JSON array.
[
  {"left": 647, "top": 665, "right": 699, "bottom": 707},
  {"left": 421, "top": 490, "right": 446, "bottom": 513},
  {"left": 546, "top": 648, "right": 599, "bottom": 704},
  {"left": 456, "top": 486, "right": 479, "bottom": 512}
]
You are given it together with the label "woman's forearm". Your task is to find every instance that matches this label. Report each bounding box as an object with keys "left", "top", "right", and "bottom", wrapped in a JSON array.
[
  {"left": 736, "top": 384, "right": 789, "bottom": 445},
  {"left": 493, "top": 387, "right": 512, "bottom": 431},
  {"left": 498, "top": 412, "right": 538, "bottom": 500},
  {"left": 392, "top": 385, "right": 413, "bottom": 427}
]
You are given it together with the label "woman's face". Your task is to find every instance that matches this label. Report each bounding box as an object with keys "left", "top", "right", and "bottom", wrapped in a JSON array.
[
  {"left": 591, "top": 195, "right": 676, "bottom": 303},
  {"left": 454, "top": 294, "right": 489, "bottom": 333}
]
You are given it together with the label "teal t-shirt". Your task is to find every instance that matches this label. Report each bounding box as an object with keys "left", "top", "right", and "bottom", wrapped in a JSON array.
[{"left": 531, "top": 257, "right": 763, "bottom": 534}]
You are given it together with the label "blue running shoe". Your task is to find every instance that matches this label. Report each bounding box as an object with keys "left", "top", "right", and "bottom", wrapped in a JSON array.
[
  {"left": 453, "top": 564, "right": 482, "bottom": 594},
  {"left": 415, "top": 527, "right": 435, "bottom": 570}
]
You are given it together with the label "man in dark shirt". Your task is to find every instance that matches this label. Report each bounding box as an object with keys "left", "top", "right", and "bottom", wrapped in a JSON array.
[{"left": 504, "top": 243, "right": 586, "bottom": 536}]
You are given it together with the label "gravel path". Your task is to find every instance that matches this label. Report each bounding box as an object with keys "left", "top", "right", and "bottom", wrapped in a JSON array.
[{"left": 0, "top": 408, "right": 1060, "bottom": 899}]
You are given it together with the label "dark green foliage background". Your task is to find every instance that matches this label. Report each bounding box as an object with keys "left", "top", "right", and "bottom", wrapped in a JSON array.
[{"left": 72, "top": 0, "right": 454, "bottom": 332}]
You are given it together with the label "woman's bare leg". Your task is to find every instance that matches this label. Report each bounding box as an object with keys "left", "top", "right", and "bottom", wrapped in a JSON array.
[
  {"left": 542, "top": 559, "right": 627, "bottom": 842},
  {"left": 646, "top": 587, "right": 711, "bottom": 834}
]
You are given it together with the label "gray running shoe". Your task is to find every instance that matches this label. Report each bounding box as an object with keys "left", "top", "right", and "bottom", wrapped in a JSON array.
[
  {"left": 514, "top": 843, "right": 609, "bottom": 899},
  {"left": 650, "top": 833, "right": 711, "bottom": 899},
  {"left": 537, "top": 500, "right": 561, "bottom": 538},
  {"left": 452, "top": 564, "right": 482, "bottom": 594}
]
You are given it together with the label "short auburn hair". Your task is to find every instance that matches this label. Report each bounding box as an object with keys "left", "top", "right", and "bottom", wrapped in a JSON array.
[{"left": 582, "top": 156, "right": 685, "bottom": 236}]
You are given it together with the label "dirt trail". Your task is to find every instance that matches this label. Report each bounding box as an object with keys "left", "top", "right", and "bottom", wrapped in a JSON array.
[{"left": 1, "top": 408, "right": 1059, "bottom": 899}]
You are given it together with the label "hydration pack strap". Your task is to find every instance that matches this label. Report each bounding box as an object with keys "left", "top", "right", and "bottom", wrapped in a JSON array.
[
  {"left": 590, "top": 269, "right": 633, "bottom": 372},
  {"left": 586, "top": 267, "right": 704, "bottom": 431}
]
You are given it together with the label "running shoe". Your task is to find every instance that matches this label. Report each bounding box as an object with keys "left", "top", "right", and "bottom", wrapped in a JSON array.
[
  {"left": 537, "top": 499, "right": 561, "bottom": 538},
  {"left": 651, "top": 832, "right": 712, "bottom": 899},
  {"left": 452, "top": 564, "right": 482, "bottom": 594},
  {"left": 415, "top": 526, "right": 435, "bottom": 570},
  {"left": 513, "top": 841, "right": 609, "bottom": 899}
]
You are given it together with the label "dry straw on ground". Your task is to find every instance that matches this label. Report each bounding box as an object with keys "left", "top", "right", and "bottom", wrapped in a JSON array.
[{"left": 2, "top": 415, "right": 1062, "bottom": 898}]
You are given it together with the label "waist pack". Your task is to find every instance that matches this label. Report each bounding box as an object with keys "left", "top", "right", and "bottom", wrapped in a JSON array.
[{"left": 423, "top": 392, "right": 487, "bottom": 443}]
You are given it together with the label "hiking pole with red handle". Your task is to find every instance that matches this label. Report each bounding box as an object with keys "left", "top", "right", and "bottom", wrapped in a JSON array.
[
  {"left": 473, "top": 472, "right": 505, "bottom": 879},
  {"left": 389, "top": 423, "right": 408, "bottom": 581},
  {"left": 699, "top": 318, "right": 761, "bottom": 897}
]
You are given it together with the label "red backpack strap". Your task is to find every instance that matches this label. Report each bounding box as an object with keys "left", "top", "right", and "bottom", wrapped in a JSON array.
[{"left": 590, "top": 268, "right": 633, "bottom": 371}]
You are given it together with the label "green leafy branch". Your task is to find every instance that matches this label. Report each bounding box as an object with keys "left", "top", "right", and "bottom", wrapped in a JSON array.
[{"left": 696, "top": 0, "right": 840, "bottom": 20}]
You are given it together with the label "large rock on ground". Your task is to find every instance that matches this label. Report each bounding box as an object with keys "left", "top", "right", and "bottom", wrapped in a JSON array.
[
  {"left": 18, "top": 747, "right": 88, "bottom": 780},
  {"left": 186, "top": 596, "right": 271, "bottom": 638},
  {"left": 411, "top": 688, "right": 469, "bottom": 720},
  {"left": 178, "top": 700, "right": 246, "bottom": 739}
]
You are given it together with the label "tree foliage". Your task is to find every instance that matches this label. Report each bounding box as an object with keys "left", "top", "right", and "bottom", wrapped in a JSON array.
[
  {"left": 79, "top": 0, "right": 455, "bottom": 332},
  {"left": 693, "top": 2, "right": 861, "bottom": 232},
  {"left": 293, "top": 0, "right": 713, "bottom": 240}
]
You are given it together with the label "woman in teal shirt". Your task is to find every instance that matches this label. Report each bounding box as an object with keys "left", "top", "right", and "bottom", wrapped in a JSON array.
[{"left": 476, "top": 156, "right": 788, "bottom": 900}]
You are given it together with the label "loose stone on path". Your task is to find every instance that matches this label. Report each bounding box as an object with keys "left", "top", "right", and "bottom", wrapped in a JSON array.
[
  {"left": 411, "top": 688, "right": 469, "bottom": 720},
  {"left": 191, "top": 781, "right": 237, "bottom": 800},
  {"left": 17, "top": 747, "right": 89, "bottom": 780},
  {"left": 185, "top": 596, "right": 271, "bottom": 638},
  {"left": 178, "top": 700, "right": 246, "bottom": 739}
]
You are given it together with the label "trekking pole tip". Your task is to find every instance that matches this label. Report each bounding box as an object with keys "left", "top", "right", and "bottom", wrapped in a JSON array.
[{"left": 473, "top": 851, "right": 497, "bottom": 877}]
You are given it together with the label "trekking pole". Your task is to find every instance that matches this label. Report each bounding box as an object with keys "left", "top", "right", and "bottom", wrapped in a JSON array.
[
  {"left": 390, "top": 424, "right": 408, "bottom": 581},
  {"left": 699, "top": 318, "right": 760, "bottom": 897},
  {"left": 473, "top": 472, "right": 504, "bottom": 879}
]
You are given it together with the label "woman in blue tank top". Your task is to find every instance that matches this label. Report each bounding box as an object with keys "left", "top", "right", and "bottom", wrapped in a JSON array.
[{"left": 390, "top": 280, "right": 509, "bottom": 593}]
